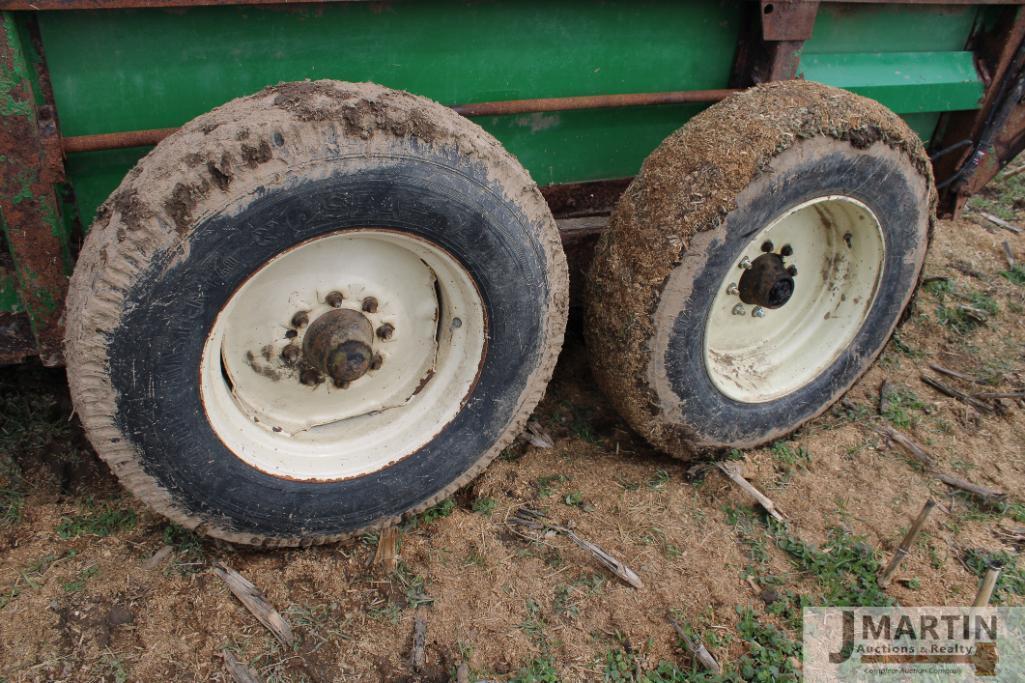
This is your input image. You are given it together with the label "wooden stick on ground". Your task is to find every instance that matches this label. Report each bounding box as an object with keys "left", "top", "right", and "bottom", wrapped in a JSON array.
[
  {"left": 871, "top": 425, "right": 1006, "bottom": 502},
  {"left": 979, "top": 212, "right": 1024, "bottom": 234},
  {"left": 973, "top": 567, "right": 1002, "bottom": 607},
  {"left": 878, "top": 499, "right": 935, "bottom": 587},
  {"left": 928, "top": 363, "right": 981, "bottom": 384},
  {"left": 213, "top": 563, "right": 295, "bottom": 647},
  {"left": 669, "top": 615, "right": 722, "bottom": 674},
  {"left": 373, "top": 526, "right": 401, "bottom": 572},
  {"left": 1003, "top": 240, "right": 1017, "bottom": 270},
  {"left": 222, "top": 650, "right": 262, "bottom": 683},
  {"left": 972, "top": 390, "right": 1025, "bottom": 400},
  {"left": 717, "top": 462, "right": 786, "bottom": 523},
  {"left": 410, "top": 613, "right": 428, "bottom": 672},
  {"left": 920, "top": 375, "right": 993, "bottom": 413},
  {"left": 507, "top": 508, "right": 643, "bottom": 588}
]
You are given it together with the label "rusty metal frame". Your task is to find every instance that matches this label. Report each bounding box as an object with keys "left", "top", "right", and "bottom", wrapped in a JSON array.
[
  {"left": 0, "top": 12, "right": 68, "bottom": 365},
  {"left": 931, "top": 6, "right": 1025, "bottom": 214}
]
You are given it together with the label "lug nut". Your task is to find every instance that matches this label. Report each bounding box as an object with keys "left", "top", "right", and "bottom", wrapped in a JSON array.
[
  {"left": 370, "top": 353, "right": 383, "bottom": 371},
  {"left": 787, "top": 265, "right": 798, "bottom": 276},
  {"left": 300, "top": 368, "right": 322, "bottom": 386},
  {"left": 281, "top": 344, "right": 300, "bottom": 364},
  {"left": 780, "top": 244, "right": 793, "bottom": 257},
  {"left": 362, "top": 297, "right": 379, "bottom": 313},
  {"left": 291, "top": 311, "right": 309, "bottom": 328},
  {"left": 726, "top": 283, "right": 739, "bottom": 296},
  {"left": 732, "top": 303, "right": 746, "bottom": 316},
  {"left": 376, "top": 323, "right": 394, "bottom": 340},
  {"left": 284, "top": 329, "right": 298, "bottom": 339},
  {"left": 738, "top": 256, "right": 752, "bottom": 270},
  {"left": 761, "top": 240, "right": 774, "bottom": 253},
  {"left": 325, "top": 291, "right": 344, "bottom": 308},
  {"left": 752, "top": 307, "right": 766, "bottom": 318},
  {"left": 332, "top": 377, "right": 350, "bottom": 389}
]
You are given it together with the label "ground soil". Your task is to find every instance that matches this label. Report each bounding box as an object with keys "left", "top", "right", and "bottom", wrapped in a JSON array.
[{"left": 1, "top": 209, "right": 1023, "bottom": 682}]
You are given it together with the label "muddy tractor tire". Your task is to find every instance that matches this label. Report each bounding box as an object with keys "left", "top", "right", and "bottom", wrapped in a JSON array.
[
  {"left": 64, "top": 81, "right": 567, "bottom": 546},
  {"left": 585, "top": 81, "right": 934, "bottom": 457}
]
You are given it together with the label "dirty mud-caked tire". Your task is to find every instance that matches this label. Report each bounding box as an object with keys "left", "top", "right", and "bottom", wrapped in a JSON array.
[
  {"left": 586, "top": 81, "right": 934, "bottom": 457},
  {"left": 65, "top": 81, "right": 567, "bottom": 546}
]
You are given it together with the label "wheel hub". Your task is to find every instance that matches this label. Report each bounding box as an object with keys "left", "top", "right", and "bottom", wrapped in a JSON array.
[
  {"left": 302, "top": 308, "right": 375, "bottom": 385},
  {"left": 738, "top": 252, "right": 795, "bottom": 309}
]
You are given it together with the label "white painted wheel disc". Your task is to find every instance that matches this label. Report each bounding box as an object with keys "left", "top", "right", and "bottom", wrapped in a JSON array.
[
  {"left": 200, "top": 229, "right": 486, "bottom": 481},
  {"left": 703, "top": 196, "right": 885, "bottom": 404}
]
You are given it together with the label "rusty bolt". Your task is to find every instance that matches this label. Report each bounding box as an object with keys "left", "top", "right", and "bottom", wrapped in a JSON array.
[
  {"left": 761, "top": 240, "right": 774, "bottom": 253},
  {"left": 285, "top": 329, "right": 298, "bottom": 339},
  {"left": 281, "top": 344, "right": 300, "bottom": 364},
  {"left": 376, "top": 323, "right": 394, "bottom": 340},
  {"left": 362, "top": 296, "right": 379, "bottom": 313},
  {"left": 291, "top": 311, "right": 310, "bottom": 328},
  {"left": 325, "top": 291, "right": 344, "bottom": 308},
  {"left": 370, "top": 353, "right": 383, "bottom": 371},
  {"left": 787, "top": 265, "right": 798, "bottom": 276},
  {"left": 332, "top": 377, "right": 350, "bottom": 389},
  {"left": 780, "top": 244, "right": 793, "bottom": 257},
  {"left": 300, "top": 368, "right": 322, "bottom": 386}
]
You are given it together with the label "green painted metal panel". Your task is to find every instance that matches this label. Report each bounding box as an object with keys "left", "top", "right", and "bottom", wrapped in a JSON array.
[
  {"left": 802, "top": 4, "right": 979, "bottom": 55},
  {"left": 38, "top": 0, "right": 743, "bottom": 227},
  {"left": 799, "top": 52, "right": 983, "bottom": 115}
]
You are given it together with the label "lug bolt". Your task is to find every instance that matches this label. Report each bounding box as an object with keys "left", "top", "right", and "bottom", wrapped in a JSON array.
[
  {"left": 284, "top": 329, "right": 298, "bottom": 339},
  {"left": 370, "top": 353, "right": 383, "bottom": 371},
  {"left": 325, "top": 291, "right": 344, "bottom": 308},
  {"left": 780, "top": 244, "right": 793, "bottom": 257},
  {"left": 738, "top": 256, "right": 752, "bottom": 270},
  {"left": 787, "top": 265, "right": 798, "bottom": 276},
  {"left": 280, "top": 344, "right": 300, "bottom": 364},
  {"left": 362, "top": 297, "right": 379, "bottom": 313},
  {"left": 726, "top": 283, "right": 739, "bottom": 296},
  {"left": 761, "top": 240, "right": 774, "bottom": 253},
  {"left": 291, "top": 311, "right": 309, "bottom": 328},
  {"left": 752, "top": 307, "right": 766, "bottom": 318},
  {"left": 376, "top": 323, "right": 394, "bottom": 340},
  {"left": 332, "top": 377, "right": 350, "bottom": 389},
  {"left": 300, "top": 368, "right": 322, "bottom": 386},
  {"left": 732, "top": 303, "right": 746, "bottom": 316}
]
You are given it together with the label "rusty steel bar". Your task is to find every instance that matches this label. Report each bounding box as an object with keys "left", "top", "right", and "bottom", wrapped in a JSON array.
[{"left": 62, "top": 89, "right": 739, "bottom": 154}]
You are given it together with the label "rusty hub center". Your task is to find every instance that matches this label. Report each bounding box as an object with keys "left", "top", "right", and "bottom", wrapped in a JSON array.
[
  {"left": 738, "top": 253, "right": 795, "bottom": 309},
  {"left": 302, "top": 308, "right": 375, "bottom": 384}
]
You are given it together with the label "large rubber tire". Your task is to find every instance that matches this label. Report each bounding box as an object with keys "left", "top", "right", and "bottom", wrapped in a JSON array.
[
  {"left": 65, "top": 81, "right": 567, "bottom": 546},
  {"left": 585, "top": 81, "right": 934, "bottom": 457}
]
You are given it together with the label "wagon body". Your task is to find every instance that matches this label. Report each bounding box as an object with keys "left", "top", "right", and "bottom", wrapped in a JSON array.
[{"left": 1, "top": 0, "right": 1024, "bottom": 366}]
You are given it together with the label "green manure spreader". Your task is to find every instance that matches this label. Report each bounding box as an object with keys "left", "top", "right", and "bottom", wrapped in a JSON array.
[{"left": 1, "top": 0, "right": 1023, "bottom": 545}]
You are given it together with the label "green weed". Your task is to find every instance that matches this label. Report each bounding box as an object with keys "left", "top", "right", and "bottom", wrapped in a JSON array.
[
  {"left": 472, "top": 497, "right": 497, "bottom": 515},
  {"left": 1000, "top": 265, "right": 1025, "bottom": 286},
  {"left": 56, "top": 503, "right": 136, "bottom": 539},
  {"left": 880, "top": 386, "right": 926, "bottom": 429}
]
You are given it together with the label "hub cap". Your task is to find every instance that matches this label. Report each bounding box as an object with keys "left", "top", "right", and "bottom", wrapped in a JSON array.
[
  {"left": 703, "top": 196, "right": 885, "bottom": 403},
  {"left": 200, "top": 229, "right": 486, "bottom": 481}
]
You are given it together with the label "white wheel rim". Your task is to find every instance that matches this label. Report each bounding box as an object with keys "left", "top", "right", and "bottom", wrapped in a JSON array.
[
  {"left": 703, "top": 196, "right": 885, "bottom": 404},
  {"left": 200, "top": 229, "right": 486, "bottom": 481}
]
